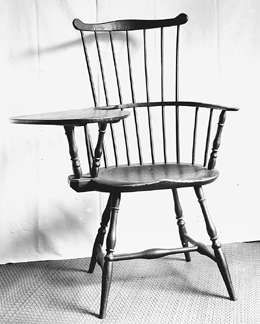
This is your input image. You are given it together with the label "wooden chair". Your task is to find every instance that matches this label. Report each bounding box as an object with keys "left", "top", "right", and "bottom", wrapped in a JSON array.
[{"left": 11, "top": 13, "right": 239, "bottom": 319}]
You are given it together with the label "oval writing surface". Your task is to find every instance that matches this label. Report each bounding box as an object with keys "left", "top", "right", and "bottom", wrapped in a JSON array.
[{"left": 10, "top": 107, "right": 130, "bottom": 126}]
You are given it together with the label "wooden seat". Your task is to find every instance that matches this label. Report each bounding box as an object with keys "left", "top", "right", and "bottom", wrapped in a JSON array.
[
  {"left": 10, "top": 12, "right": 239, "bottom": 320},
  {"left": 69, "top": 163, "right": 219, "bottom": 192}
]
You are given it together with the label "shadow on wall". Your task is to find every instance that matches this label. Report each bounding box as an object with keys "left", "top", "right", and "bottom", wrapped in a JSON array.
[{"left": 20, "top": 30, "right": 138, "bottom": 58}]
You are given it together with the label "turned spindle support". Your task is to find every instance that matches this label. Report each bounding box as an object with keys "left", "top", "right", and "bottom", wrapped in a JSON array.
[
  {"left": 64, "top": 126, "right": 82, "bottom": 179},
  {"left": 88, "top": 194, "right": 112, "bottom": 273},
  {"left": 91, "top": 123, "right": 107, "bottom": 178},
  {"left": 208, "top": 110, "right": 226, "bottom": 170},
  {"left": 194, "top": 186, "right": 236, "bottom": 301},
  {"left": 100, "top": 192, "right": 121, "bottom": 319},
  {"left": 172, "top": 189, "right": 191, "bottom": 262}
]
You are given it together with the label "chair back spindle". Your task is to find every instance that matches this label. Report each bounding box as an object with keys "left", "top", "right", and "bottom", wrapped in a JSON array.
[
  {"left": 143, "top": 29, "right": 155, "bottom": 164},
  {"left": 175, "top": 25, "right": 180, "bottom": 164},
  {"left": 203, "top": 109, "right": 213, "bottom": 167},
  {"left": 192, "top": 107, "right": 199, "bottom": 165},
  {"left": 161, "top": 27, "right": 167, "bottom": 163},
  {"left": 80, "top": 30, "right": 98, "bottom": 107},
  {"left": 109, "top": 32, "right": 131, "bottom": 165},
  {"left": 126, "top": 30, "right": 143, "bottom": 165}
]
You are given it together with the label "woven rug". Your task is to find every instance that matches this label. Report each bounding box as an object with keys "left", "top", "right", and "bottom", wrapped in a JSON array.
[{"left": 0, "top": 242, "right": 260, "bottom": 323}]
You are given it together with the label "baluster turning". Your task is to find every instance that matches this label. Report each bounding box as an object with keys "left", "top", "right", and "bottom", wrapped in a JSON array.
[
  {"left": 208, "top": 110, "right": 226, "bottom": 170},
  {"left": 64, "top": 126, "right": 82, "bottom": 179}
]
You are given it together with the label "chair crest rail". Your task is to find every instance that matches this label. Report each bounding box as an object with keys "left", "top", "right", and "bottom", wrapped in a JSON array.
[{"left": 73, "top": 14, "right": 188, "bottom": 32}]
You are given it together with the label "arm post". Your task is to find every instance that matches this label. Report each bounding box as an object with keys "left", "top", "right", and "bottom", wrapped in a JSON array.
[
  {"left": 64, "top": 126, "right": 82, "bottom": 179},
  {"left": 91, "top": 123, "right": 107, "bottom": 178},
  {"left": 208, "top": 110, "right": 226, "bottom": 170}
]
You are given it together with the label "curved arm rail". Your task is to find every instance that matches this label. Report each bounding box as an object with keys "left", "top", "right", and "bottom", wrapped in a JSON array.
[{"left": 94, "top": 101, "right": 239, "bottom": 112}]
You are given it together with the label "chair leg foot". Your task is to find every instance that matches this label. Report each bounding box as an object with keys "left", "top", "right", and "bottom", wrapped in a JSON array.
[
  {"left": 88, "top": 261, "right": 95, "bottom": 274},
  {"left": 214, "top": 246, "right": 237, "bottom": 300},
  {"left": 99, "top": 192, "right": 121, "bottom": 319},
  {"left": 88, "top": 194, "right": 112, "bottom": 273},
  {"left": 194, "top": 186, "right": 236, "bottom": 300},
  {"left": 100, "top": 260, "right": 113, "bottom": 319},
  {"left": 172, "top": 189, "right": 191, "bottom": 262}
]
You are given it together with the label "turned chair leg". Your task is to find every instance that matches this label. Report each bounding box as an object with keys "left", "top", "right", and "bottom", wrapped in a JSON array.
[
  {"left": 194, "top": 186, "right": 236, "bottom": 301},
  {"left": 172, "top": 188, "right": 191, "bottom": 262},
  {"left": 88, "top": 194, "right": 112, "bottom": 273},
  {"left": 100, "top": 191, "right": 121, "bottom": 319}
]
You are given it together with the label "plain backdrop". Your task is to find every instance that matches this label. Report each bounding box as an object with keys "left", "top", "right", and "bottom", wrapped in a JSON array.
[{"left": 0, "top": 0, "right": 259, "bottom": 264}]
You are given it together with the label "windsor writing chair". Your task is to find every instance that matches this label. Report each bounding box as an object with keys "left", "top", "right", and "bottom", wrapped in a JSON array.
[{"left": 10, "top": 13, "right": 239, "bottom": 319}]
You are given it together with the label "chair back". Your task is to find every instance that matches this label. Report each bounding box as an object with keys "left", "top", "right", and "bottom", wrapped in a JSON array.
[{"left": 72, "top": 14, "right": 237, "bottom": 176}]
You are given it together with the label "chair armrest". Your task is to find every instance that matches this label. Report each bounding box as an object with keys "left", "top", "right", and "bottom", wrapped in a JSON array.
[
  {"left": 10, "top": 107, "right": 130, "bottom": 180},
  {"left": 93, "top": 101, "right": 239, "bottom": 112},
  {"left": 10, "top": 107, "right": 130, "bottom": 126}
]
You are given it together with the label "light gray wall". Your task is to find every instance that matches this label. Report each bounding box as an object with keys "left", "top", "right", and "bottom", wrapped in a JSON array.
[{"left": 0, "top": 0, "right": 258, "bottom": 264}]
